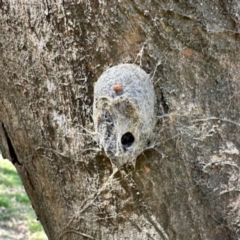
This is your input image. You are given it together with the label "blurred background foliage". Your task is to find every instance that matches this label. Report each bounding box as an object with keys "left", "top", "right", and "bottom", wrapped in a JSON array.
[{"left": 0, "top": 154, "right": 47, "bottom": 240}]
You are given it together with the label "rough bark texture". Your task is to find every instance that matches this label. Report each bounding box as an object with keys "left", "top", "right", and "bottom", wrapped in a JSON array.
[{"left": 1, "top": 0, "right": 240, "bottom": 239}]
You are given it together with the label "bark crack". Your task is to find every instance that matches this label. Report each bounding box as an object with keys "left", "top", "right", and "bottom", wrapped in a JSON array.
[{"left": 2, "top": 123, "right": 22, "bottom": 165}]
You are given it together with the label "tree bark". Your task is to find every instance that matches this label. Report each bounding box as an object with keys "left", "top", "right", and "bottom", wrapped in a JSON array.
[{"left": 1, "top": 0, "right": 240, "bottom": 239}]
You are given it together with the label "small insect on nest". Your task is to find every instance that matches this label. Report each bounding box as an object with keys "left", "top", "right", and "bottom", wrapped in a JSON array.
[{"left": 113, "top": 83, "right": 123, "bottom": 92}]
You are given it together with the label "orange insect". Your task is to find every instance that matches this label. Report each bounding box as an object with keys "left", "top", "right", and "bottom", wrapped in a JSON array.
[{"left": 113, "top": 83, "right": 123, "bottom": 92}]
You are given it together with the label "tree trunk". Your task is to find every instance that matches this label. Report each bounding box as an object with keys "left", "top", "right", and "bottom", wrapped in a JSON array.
[{"left": 1, "top": 0, "right": 240, "bottom": 239}]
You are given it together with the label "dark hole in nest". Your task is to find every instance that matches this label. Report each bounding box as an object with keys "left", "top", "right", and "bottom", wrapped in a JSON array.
[{"left": 121, "top": 132, "right": 134, "bottom": 147}]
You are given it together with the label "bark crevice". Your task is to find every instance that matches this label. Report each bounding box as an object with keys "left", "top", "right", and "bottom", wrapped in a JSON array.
[{"left": 1, "top": 123, "right": 21, "bottom": 166}]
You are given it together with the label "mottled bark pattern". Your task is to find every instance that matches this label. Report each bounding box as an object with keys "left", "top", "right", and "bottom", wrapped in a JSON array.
[{"left": 0, "top": 0, "right": 240, "bottom": 239}]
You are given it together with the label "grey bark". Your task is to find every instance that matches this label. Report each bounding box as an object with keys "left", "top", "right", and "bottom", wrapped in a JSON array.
[{"left": 0, "top": 0, "right": 240, "bottom": 239}]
